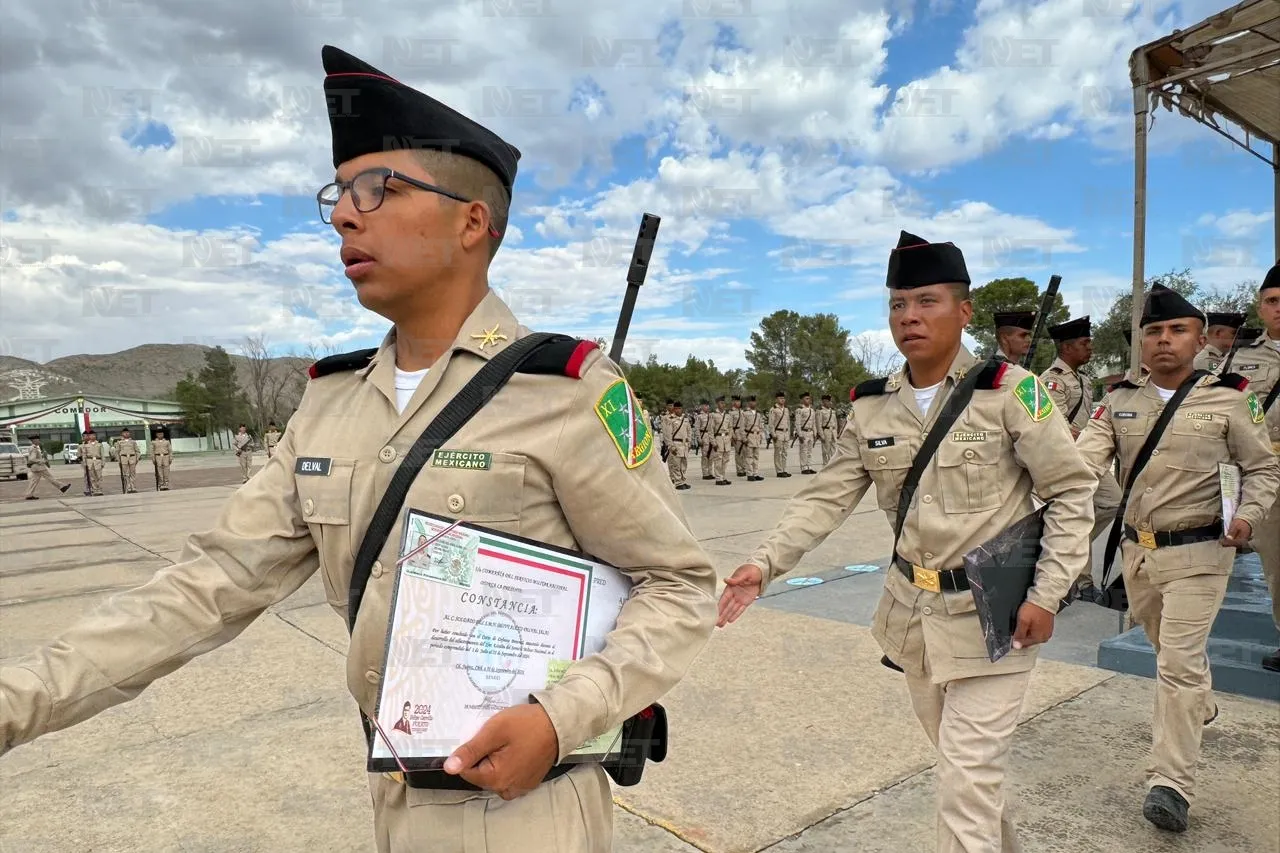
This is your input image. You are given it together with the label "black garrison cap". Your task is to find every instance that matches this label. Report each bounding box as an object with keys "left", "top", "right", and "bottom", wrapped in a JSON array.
[
  {"left": 885, "top": 230, "right": 970, "bottom": 289},
  {"left": 1205, "top": 311, "right": 1246, "bottom": 329},
  {"left": 993, "top": 311, "right": 1036, "bottom": 330},
  {"left": 1049, "top": 316, "right": 1090, "bottom": 341},
  {"left": 1262, "top": 262, "right": 1279, "bottom": 292},
  {"left": 1140, "top": 284, "right": 1206, "bottom": 327},
  {"left": 322, "top": 45, "right": 521, "bottom": 198}
]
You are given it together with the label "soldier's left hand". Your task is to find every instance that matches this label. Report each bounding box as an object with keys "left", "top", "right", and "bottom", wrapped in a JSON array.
[
  {"left": 1011, "top": 601, "right": 1055, "bottom": 650},
  {"left": 442, "top": 702, "right": 559, "bottom": 800},
  {"left": 1221, "top": 518, "right": 1252, "bottom": 548}
]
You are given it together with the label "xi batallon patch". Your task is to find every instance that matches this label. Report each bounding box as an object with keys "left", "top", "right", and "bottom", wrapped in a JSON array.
[
  {"left": 1013, "top": 375, "right": 1054, "bottom": 422},
  {"left": 595, "top": 379, "right": 653, "bottom": 468},
  {"left": 1247, "top": 392, "right": 1265, "bottom": 424}
]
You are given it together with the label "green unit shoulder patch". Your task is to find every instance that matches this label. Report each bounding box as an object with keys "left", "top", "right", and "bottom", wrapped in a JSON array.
[
  {"left": 1013, "top": 374, "right": 1054, "bottom": 422},
  {"left": 432, "top": 450, "right": 492, "bottom": 470},
  {"left": 594, "top": 378, "right": 653, "bottom": 468},
  {"left": 1246, "top": 392, "right": 1265, "bottom": 424}
]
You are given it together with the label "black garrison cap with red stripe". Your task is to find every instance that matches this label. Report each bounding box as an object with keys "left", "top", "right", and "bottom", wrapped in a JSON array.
[
  {"left": 321, "top": 45, "right": 521, "bottom": 198},
  {"left": 885, "top": 230, "right": 971, "bottom": 289}
]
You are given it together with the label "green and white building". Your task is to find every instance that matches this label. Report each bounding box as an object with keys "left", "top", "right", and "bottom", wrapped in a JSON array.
[{"left": 0, "top": 394, "right": 232, "bottom": 455}]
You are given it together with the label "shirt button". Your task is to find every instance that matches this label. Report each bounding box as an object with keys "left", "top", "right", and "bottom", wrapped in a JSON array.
[
  {"left": 303, "top": 498, "right": 314, "bottom": 515},
  {"left": 1120, "top": 427, "right": 1128, "bottom": 434},
  {"left": 878, "top": 455, "right": 887, "bottom": 464},
  {"left": 365, "top": 669, "right": 380, "bottom": 684},
  {"left": 379, "top": 446, "right": 397, "bottom": 463},
  {"left": 922, "top": 606, "right": 933, "bottom": 616},
  {"left": 964, "top": 449, "right": 975, "bottom": 459},
  {"left": 923, "top": 495, "right": 933, "bottom": 504},
  {"left": 924, "top": 552, "right": 934, "bottom": 560},
  {"left": 1152, "top": 449, "right": 1159, "bottom": 456},
  {"left": 1145, "top": 487, "right": 1153, "bottom": 493},
  {"left": 447, "top": 494, "right": 465, "bottom": 512},
  {"left": 371, "top": 560, "right": 383, "bottom": 579}
]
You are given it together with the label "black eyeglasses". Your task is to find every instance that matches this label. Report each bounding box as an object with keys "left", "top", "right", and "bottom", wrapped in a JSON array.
[{"left": 316, "top": 167, "right": 499, "bottom": 236}]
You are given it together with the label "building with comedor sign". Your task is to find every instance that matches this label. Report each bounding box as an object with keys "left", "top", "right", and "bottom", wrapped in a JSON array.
[{"left": 0, "top": 394, "right": 234, "bottom": 455}]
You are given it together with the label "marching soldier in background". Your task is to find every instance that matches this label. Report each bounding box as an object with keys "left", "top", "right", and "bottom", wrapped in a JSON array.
[
  {"left": 1040, "top": 317, "right": 1121, "bottom": 598},
  {"left": 794, "top": 392, "right": 817, "bottom": 474},
  {"left": 667, "top": 401, "right": 692, "bottom": 490},
  {"left": 719, "top": 229, "right": 1095, "bottom": 852},
  {"left": 1233, "top": 264, "right": 1280, "bottom": 672},
  {"left": 710, "top": 396, "right": 734, "bottom": 486},
  {"left": 114, "top": 428, "right": 140, "bottom": 494},
  {"left": 263, "top": 421, "right": 282, "bottom": 459},
  {"left": 993, "top": 311, "right": 1036, "bottom": 363},
  {"left": 23, "top": 435, "right": 71, "bottom": 500},
  {"left": 696, "top": 400, "right": 714, "bottom": 481},
  {"left": 151, "top": 428, "right": 173, "bottom": 491},
  {"left": 740, "top": 395, "right": 764, "bottom": 481},
  {"left": 80, "top": 429, "right": 104, "bottom": 497},
  {"left": 768, "top": 391, "right": 791, "bottom": 477},
  {"left": 817, "top": 394, "right": 839, "bottom": 465},
  {"left": 232, "top": 424, "right": 253, "bottom": 483},
  {"left": 1076, "top": 284, "right": 1279, "bottom": 833},
  {"left": 1192, "top": 311, "right": 1245, "bottom": 372},
  {"left": 730, "top": 395, "right": 747, "bottom": 477}
]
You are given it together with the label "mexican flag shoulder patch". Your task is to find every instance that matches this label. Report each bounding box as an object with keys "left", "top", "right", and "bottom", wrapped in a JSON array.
[
  {"left": 1013, "top": 374, "right": 1054, "bottom": 422},
  {"left": 594, "top": 378, "right": 654, "bottom": 468}
]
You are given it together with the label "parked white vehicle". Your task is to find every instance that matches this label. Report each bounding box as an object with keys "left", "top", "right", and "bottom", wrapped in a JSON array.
[{"left": 0, "top": 442, "right": 28, "bottom": 480}]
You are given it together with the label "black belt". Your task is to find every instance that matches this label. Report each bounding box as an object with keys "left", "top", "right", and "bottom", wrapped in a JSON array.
[
  {"left": 893, "top": 555, "right": 969, "bottom": 593},
  {"left": 404, "top": 762, "right": 573, "bottom": 790},
  {"left": 1123, "top": 522, "right": 1222, "bottom": 549}
]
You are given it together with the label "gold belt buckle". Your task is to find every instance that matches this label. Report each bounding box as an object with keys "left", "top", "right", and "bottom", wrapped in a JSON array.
[
  {"left": 912, "top": 565, "right": 941, "bottom": 593},
  {"left": 387, "top": 771, "right": 404, "bottom": 784},
  {"left": 1137, "top": 530, "right": 1157, "bottom": 549}
]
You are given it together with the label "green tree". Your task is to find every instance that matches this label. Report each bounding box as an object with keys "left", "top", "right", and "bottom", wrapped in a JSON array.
[
  {"left": 966, "top": 277, "right": 1070, "bottom": 373},
  {"left": 172, "top": 346, "right": 250, "bottom": 437},
  {"left": 1091, "top": 269, "right": 1199, "bottom": 375},
  {"left": 1199, "top": 280, "right": 1263, "bottom": 328},
  {"left": 744, "top": 310, "right": 868, "bottom": 401},
  {"left": 173, "top": 372, "right": 210, "bottom": 434}
]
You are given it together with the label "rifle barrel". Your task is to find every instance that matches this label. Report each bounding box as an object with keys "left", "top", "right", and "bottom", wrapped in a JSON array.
[
  {"left": 609, "top": 213, "right": 661, "bottom": 363},
  {"left": 1022, "top": 274, "right": 1062, "bottom": 369}
]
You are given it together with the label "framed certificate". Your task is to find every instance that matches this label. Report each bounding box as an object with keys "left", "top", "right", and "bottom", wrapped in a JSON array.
[{"left": 367, "top": 509, "right": 631, "bottom": 774}]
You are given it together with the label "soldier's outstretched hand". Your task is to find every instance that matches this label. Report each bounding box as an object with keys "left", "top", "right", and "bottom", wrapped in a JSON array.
[{"left": 717, "top": 564, "right": 762, "bottom": 627}]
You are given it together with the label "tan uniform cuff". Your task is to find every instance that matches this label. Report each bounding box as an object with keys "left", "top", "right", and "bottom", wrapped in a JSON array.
[
  {"left": 528, "top": 673, "right": 609, "bottom": 763},
  {"left": 0, "top": 666, "right": 53, "bottom": 754}
]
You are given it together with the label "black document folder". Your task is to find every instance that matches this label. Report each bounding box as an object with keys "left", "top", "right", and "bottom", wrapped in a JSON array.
[{"left": 961, "top": 506, "right": 1047, "bottom": 662}]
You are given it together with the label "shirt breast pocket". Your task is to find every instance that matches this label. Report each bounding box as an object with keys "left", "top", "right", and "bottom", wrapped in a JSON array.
[
  {"left": 937, "top": 439, "right": 1003, "bottom": 513},
  {"left": 412, "top": 452, "right": 528, "bottom": 526},
  {"left": 863, "top": 442, "right": 912, "bottom": 511},
  {"left": 1165, "top": 419, "right": 1225, "bottom": 472},
  {"left": 295, "top": 458, "right": 356, "bottom": 601}
]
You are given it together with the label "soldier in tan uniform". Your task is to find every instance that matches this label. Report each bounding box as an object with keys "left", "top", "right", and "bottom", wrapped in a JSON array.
[
  {"left": 1234, "top": 265, "right": 1280, "bottom": 671},
  {"left": 151, "top": 428, "right": 173, "bottom": 491},
  {"left": 768, "top": 391, "right": 791, "bottom": 476},
  {"left": 729, "top": 395, "right": 747, "bottom": 477},
  {"left": 264, "top": 421, "right": 282, "bottom": 458},
  {"left": 739, "top": 395, "right": 764, "bottom": 481},
  {"left": 709, "top": 396, "right": 734, "bottom": 486},
  {"left": 1040, "top": 316, "right": 1122, "bottom": 598},
  {"left": 793, "top": 392, "right": 817, "bottom": 474},
  {"left": 113, "top": 427, "right": 140, "bottom": 493},
  {"left": 80, "top": 429, "right": 104, "bottom": 496},
  {"left": 0, "top": 44, "right": 718, "bottom": 853},
  {"left": 1076, "top": 284, "right": 1279, "bottom": 833},
  {"left": 993, "top": 310, "right": 1035, "bottom": 363},
  {"left": 666, "top": 401, "right": 692, "bottom": 490},
  {"left": 1192, "top": 311, "right": 1244, "bottom": 372},
  {"left": 22, "top": 436, "right": 71, "bottom": 499},
  {"left": 695, "top": 400, "right": 714, "bottom": 480},
  {"left": 719, "top": 230, "right": 1095, "bottom": 853},
  {"left": 817, "top": 394, "right": 839, "bottom": 465},
  {"left": 233, "top": 424, "right": 254, "bottom": 482}
]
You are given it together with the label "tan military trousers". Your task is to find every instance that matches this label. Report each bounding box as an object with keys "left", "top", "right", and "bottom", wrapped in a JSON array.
[
  {"left": 84, "top": 461, "right": 103, "bottom": 495},
  {"left": 798, "top": 434, "right": 814, "bottom": 469},
  {"left": 734, "top": 441, "right": 747, "bottom": 476},
  {"left": 906, "top": 669, "right": 1031, "bottom": 853},
  {"left": 369, "top": 764, "right": 612, "bottom": 852},
  {"left": 772, "top": 440, "right": 788, "bottom": 474},
  {"left": 712, "top": 442, "right": 731, "bottom": 480},
  {"left": 700, "top": 444, "right": 713, "bottom": 478},
  {"left": 1254, "top": 488, "right": 1280, "bottom": 629},
  {"left": 237, "top": 451, "right": 251, "bottom": 481},
  {"left": 1123, "top": 547, "right": 1229, "bottom": 803},
  {"left": 120, "top": 461, "right": 137, "bottom": 492},
  {"left": 155, "top": 459, "right": 171, "bottom": 489},
  {"left": 667, "top": 447, "right": 688, "bottom": 486},
  {"left": 744, "top": 443, "right": 760, "bottom": 477},
  {"left": 23, "top": 465, "right": 66, "bottom": 497},
  {"left": 820, "top": 433, "right": 836, "bottom": 465}
]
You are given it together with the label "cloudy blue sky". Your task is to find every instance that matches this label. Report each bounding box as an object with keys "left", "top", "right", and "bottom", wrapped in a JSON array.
[{"left": 1, "top": 0, "right": 1274, "bottom": 371}]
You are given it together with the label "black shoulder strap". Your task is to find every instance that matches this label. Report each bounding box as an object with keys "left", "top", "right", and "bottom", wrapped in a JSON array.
[
  {"left": 1067, "top": 372, "right": 1088, "bottom": 423},
  {"left": 1099, "top": 370, "right": 1206, "bottom": 591},
  {"left": 346, "top": 332, "right": 570, "bottom": 633},
  {"left": 892, "top": 359, "right": 997, "bottom": 546},
  {"left": 1265, "top": 381, "right": 1280, "bottom": 415}
]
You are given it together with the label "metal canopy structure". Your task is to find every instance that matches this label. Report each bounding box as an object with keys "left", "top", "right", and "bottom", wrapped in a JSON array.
[{"left": 1128, "top": 0, "right": 1280, "bottom": 377}]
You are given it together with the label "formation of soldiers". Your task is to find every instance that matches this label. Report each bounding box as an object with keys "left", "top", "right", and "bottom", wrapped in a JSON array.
[{"left": 637, "top": 391, "right": 848, "bottom": 489}]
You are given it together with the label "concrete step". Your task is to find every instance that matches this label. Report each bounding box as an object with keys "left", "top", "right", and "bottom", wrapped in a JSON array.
[
  {"left": 1098, "top": 629, "right": 1280, "bottom": 702},
  {"left": 1212, "top": 596, "right": 1279, "bottom": 644}
]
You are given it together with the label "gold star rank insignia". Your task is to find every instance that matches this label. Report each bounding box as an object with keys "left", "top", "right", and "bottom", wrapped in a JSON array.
[{"left": 470, "top": 324, "right": 508, "bottom": 350}]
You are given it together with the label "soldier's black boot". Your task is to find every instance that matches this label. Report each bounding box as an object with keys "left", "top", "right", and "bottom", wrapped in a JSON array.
[
  {"left": 1262, "top": 649, "right": 1280, "bottom": 672},
  {"left": 1143, "top": 785, "right": 1189, "bottom": 833}
]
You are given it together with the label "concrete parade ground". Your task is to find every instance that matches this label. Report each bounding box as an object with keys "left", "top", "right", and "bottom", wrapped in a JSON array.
[{"left": 1, "top": 454, "right": 1276, "bottom": 852}]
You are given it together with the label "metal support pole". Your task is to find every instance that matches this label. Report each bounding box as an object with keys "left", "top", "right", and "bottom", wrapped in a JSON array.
[{"left": 1130, "top": 64, "right": 1150, "bottom": 382}]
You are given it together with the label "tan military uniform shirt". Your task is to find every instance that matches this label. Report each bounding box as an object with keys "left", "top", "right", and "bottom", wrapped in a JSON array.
[
  {"left": 768, "top": 404, "right": 790, "bottom": 443},
  {"left": 233, "top": 432, "right": 252, "bottom": 455},
  {"left": 794, "top": 405, "right": 815, "bottom": 438},
  {"left": 739, "top": 409, "right": 764, "bottom": 447},
  {"left": 668, "top": 413, "right": 692, "bottom": 451},
  {"left": 1040, "top": 357, "right": 1091, "bottom": 434},
  {"left": 1230, "top": 333, "right": 1280, "bottom": 448},
  {"left": 264, "top": 429, "right": 281, "bottom": 452},
  {"left": 25, "top": 444, "right": 48, "bottom": 471},
  {"left": 81, "top": 440, "right": 103, "bottom": 465},
  {"left": 695, "top": 411, "right": 711, "bottom": 449},
  {"left": 1075, "top": 373, "right": 1280, "bottom": 579},
  {"left": 1192, "top": 343, "right": 1225, "bottom": 373},
  {"left": 747, "top": 348, "right": 1095, "bottom": 683},
  {"left": 115, "top": 438, "right": 139, "bottom": 462},
  {"left": 710, "top": 408, "right": 734, "bottom": 451},
  {"left": 151, "top": 438, "right": 172, "bottom": 460},
  {"left": 0, "top": 291, "right": 718, "bottom": 768},
  {"left": 730, "top": 407, "right": 743, "bottom": 443},
  {"left": 817, "top": 406, "right": 838, "bottom": 438}
]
